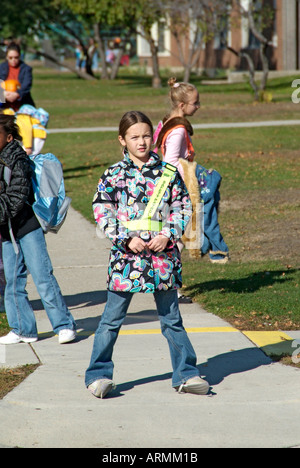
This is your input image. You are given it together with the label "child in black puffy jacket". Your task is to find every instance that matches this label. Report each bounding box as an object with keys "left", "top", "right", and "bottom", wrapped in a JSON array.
[{"left": 0, "top": 114, "right": 76, "bottom": 345}]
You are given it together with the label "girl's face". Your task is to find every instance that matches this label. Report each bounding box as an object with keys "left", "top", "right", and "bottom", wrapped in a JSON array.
[
  {"left": 6, "top": 50, "right": 20, "bottom": 68},
  {"left": 0, "top": 128, "right": 12, "bottom": 152},
  {"left": 118, "top": 123, "right": 152, "bottom": 166},
  {"left": 182, "top": 89, "right": 200, "bottom": 117}
]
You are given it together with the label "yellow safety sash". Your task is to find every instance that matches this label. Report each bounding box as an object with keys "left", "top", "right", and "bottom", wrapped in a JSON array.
[{"left": 122, "top": 163, "right": 177, "bottom": 232}]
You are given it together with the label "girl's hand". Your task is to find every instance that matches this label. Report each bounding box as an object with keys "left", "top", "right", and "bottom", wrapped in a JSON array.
[
  {"left": 4, "top": 91, "right": 19, "bottom": 102},
  {"left": 147, "top": 235, "right": 169, "bottom": 252},
  {"left": 127, "top": 237, "right": 148, "bottom": 254}
]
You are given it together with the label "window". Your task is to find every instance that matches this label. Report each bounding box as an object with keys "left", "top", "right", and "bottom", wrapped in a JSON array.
[
  {"left": 213, "top": 6, "right": 232, "bottom": 49},
  {"left": 137, "top": 21, "right": 170, "bottom": 57}
]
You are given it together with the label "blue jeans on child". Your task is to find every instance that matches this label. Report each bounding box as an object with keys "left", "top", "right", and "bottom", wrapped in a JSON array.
[
  {"left": 85, "top": 289, "right": 200, "bottom": 388},
  {"left": 195, "top": 164, "right": 229, "bottom": 261},
  {"left": 2, "top": 227, "right": 76, "bottom": 338}
]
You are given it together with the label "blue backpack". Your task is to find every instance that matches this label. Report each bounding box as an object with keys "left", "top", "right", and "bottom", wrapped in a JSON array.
[
  {"left": 29, "top": 152, "right": 71, "bottom": 233},
  {"left": 4, "top": 152, "right": 71, "bottom": 253}
]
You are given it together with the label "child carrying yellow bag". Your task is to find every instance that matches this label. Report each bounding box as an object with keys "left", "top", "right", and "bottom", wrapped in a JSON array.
[{"left": 3, "top": 104, "right": 48, "bottom": 155}]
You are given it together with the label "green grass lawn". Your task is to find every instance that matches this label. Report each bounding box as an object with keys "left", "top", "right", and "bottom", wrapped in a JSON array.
[
  {"left": 181, "top": 260, "right": 299, "bottom": 330},
  {"left": 0, "top": 67, "right": 299, "bottom": 337},
  {"left": 32, "top": 65, "right": 300, "bottom": 128}
]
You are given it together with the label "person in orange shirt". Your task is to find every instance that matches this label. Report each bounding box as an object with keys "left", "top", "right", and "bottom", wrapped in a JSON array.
[{"left": 0, "top": 42, "right": 35, "bottom": 111}]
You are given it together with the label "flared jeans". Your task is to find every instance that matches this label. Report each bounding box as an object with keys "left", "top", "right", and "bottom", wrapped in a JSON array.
[{"left": 85, "top": 289, "right": 200, "bottom": 388}]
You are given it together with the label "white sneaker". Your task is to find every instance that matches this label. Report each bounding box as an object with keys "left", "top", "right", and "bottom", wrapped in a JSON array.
[
  {"left": 0, "top": 331, "right": 38, "bottom": 345},
  {"left": 88, "top": 379, "right": 115, "bottom": 398},
  {"left": 176, "top": 376, "right": 209, "bottom": 395},
  {"left": 58, "top": 329, "right": 76, "bottom": 344}
]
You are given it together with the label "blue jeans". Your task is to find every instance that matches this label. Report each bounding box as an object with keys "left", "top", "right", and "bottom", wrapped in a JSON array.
[
  {"left": 2, "top": 227, "right": 76, "bottom": 338},
  {"left": 195, "top": 164, "right": 229, "bottom": 260},
  {"left": 85, "top": 289, "right": 199, "bottom": 388}
]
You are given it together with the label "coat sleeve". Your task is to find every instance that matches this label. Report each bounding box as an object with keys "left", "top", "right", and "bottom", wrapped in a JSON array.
[
  {"left": 0, "top": 62, "right": 8, "bottom": 81},
  {"left": 0, "top": 158, "right": 32, "bottom": 225},
  {"left": 160, "top": 171, "right": 192, "bottom": 242},
  {"left": 92, "top": 167, "right": 129, "bottom": 251},
  {"left": 18, "top": 63, "right": 33, "bottom": 99}
]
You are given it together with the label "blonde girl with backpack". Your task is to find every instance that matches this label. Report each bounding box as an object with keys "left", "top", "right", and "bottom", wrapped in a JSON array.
[{"left": 154, "top": 77, "right": 229, "bottom": 265}]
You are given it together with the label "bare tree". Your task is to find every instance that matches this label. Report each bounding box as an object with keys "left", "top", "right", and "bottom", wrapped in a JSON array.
[
  {"left": 227, "top": 0, "right": 275, "bottom": 100},
  {"left": 135, "top": 23, "right": 163, "bottom": 88},
  {"left": 156, "top": 0, "right": 231, "bottom": 82}
]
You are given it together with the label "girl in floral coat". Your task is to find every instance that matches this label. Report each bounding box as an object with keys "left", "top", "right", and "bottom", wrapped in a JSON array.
[{"left": 85, "top": 111, "right": 209, "bottom": 398}]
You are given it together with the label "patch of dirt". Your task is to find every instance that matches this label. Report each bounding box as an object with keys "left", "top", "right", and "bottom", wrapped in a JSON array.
[
  {"left": 220, "top": 188, "right": 300, "bottom": 265},
  {"left": 193, "top": 100, "right": 299, "bottom": 124}
]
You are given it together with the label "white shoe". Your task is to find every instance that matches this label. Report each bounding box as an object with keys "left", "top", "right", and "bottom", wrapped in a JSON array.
[
  {"left": 88, "top": 379, "right": 115, "bottom": 398},
  {"left": 0, "top": 331, "right": 38, "bottom": 345},
  {"left": 58, "top": 329, "right": 76, "bottom": 344},
  {"left": 176, "top": 376, "right": 209, "bottom": 395}
]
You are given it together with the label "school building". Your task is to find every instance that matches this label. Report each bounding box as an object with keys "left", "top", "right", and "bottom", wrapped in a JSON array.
[{"left": 137, "top": 0, "right": 300, "bottom": 74}]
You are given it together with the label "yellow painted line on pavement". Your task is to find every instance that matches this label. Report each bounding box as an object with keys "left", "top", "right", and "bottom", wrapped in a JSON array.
[
  {"left": 36, "top": 329, "right": 296, "bottom": 359},
  {"left": 38, "top": 326, "right": 239, "bottom": 339},
  {"left": 186, "top": 327, "right": 238, "bottom": 334},
  {"left": 242, "top": 331, "right": 293, "bottom": 347},
  {"left": 119, "top": 329, "right": 160, "bottom": 335},
  {"left": 242, "top": 331, "right": 295, "bottom": 357},
  {"left": 108, "top": 326, "right": 238, "bottom": 336}
]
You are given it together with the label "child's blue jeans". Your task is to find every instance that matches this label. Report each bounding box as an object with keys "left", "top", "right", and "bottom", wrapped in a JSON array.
[
  {"left": 2, "top": 227, "right": 76, "bottom": 338},
  {"left": 195, "top": 164, "right": 229, "bottom": 261},
  {"left": 85, "top": 289, "right": 200, "bottom": 389}
]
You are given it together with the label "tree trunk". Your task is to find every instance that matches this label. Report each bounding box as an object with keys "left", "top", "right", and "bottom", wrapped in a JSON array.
[
  {"left": 93, "top": 23, "right": 109, "bottom": 80},
  {"left": 259, "top": 42, "right": 269, "bottom": 92},
  {"left": 183, "top": 67, "right": 191, "bottom": 82},
  {"left": 150, "top": 42, "right": 162, "bottom": 88},
  {"left": 110, "top": 32, "right": 131, "bottom": 80},
  {"left": 238, "top": 0, "right": 271, "bottom": 96},
  {"left": 146, "top": 32, "right": 162, "bottom": 88},
  {"left": 227, "top": 45, "right": 259, "bottom": 101}
]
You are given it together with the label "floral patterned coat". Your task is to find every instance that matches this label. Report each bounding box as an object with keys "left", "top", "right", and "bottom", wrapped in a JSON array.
[{"left": 93, "top": 151, "right": 192, "bottom": 293}]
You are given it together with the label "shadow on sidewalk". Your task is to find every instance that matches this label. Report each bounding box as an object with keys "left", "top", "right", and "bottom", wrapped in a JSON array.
[
  {"left": 185, "top": 269, "right": 298, "bottom": 296},
  {"left": 73, "top": 309, "right": 160, "bottom": 342},
  {"left": 108, "top": 347, "right": 271, "bottom": 398},
  {"left": 198, "top": 347, "right": 271, "bottom": 387},
  {"left": 30, "top": 290, "right": 108, "bottom": 311}
]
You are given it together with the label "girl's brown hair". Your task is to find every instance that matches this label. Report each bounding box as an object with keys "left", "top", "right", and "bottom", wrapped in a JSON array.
[
  {"left": 119, "top": 111, "right": 153, "bottom": 139},
  {"left": 0, "top": 114, "right": 22, "bottom": 141},
  {"left": 167, "top": 77, "right": 197, "bottom": 109}
]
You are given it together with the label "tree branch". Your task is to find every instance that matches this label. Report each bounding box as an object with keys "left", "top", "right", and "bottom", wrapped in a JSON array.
[
  {"left": 226, "top": 44, "right": 259, "bottom": 100},
  {"left": 27, "top": 47, "right": 96, "bottom": 80}
]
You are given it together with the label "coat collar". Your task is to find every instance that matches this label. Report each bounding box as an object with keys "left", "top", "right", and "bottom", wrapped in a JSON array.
[
  {"left": 123, "top": 150, "right": 161, "bottom": 169},
  {"left": 0, "top": 140, "right": 27, "bottom": 167}
]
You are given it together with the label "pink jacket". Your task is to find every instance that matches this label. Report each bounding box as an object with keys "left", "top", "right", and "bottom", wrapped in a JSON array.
[{"left": 164, "top": 127, "right": 192, "bottom": 178}]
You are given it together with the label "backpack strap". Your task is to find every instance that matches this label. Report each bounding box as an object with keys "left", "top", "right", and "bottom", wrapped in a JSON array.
[
  {"left": 122, "top": 163, "right": 177, "bottom": 232},
  {"left": 160, "top": 125, "right": 195, "bottom": 162}
]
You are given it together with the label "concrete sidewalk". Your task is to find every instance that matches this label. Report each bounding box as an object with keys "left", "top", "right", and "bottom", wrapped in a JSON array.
[{"left": 0, "top": 207, "right": 299, "bottom": 448}]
